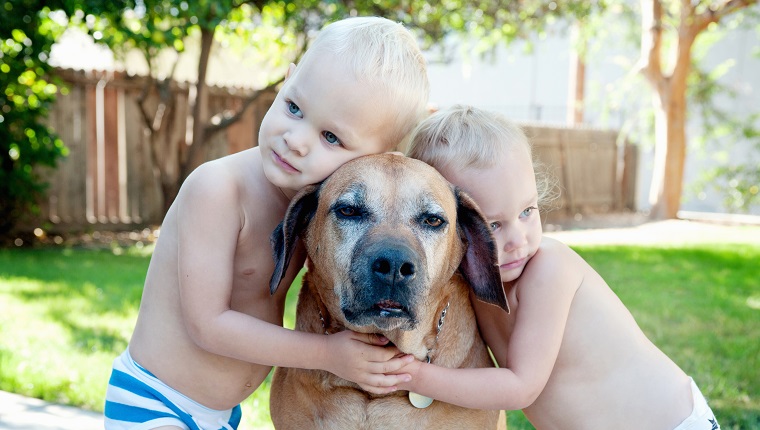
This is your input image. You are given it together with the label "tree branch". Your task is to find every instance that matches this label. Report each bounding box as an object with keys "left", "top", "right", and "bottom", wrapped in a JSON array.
[
  {"left": 203, "top": 36, "right": 310, "bottom": 138},
  {"left": 671, "top": 0, "right": 699, "bottom": 84},
  {"left": 676, "top": 0, "right": 756, "bottom": 82},
  {"left": 233, "top": 0, "right": 268, "bottom": 10},
  {"left": 204, "top": 76, "right": 284, "bottom": 138},
  {"left": 692, "top": 0, "right": 758, "bottom": 33},
  {"left": 136, "top": 51, "right": 158, "bottom": 133},
  {"left": 636, "top": 0, "right": 665, "bottom": 91}
]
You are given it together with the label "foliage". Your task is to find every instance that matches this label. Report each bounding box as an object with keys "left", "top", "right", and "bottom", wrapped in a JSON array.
[
  {"left": 0, "top": 1, "right": 68, "bottom": 237},
  {"left": 692, "top": 157, "right": 760, "bottom": 212},
  {"left": 404, "top": 0, "right": 605, "bottom": 51},
  {"left": 1, "top": 238, "right": 759, "bottom": 428},
  {"left": 688, "top": 27, "right": 760, "bottom": 212}
]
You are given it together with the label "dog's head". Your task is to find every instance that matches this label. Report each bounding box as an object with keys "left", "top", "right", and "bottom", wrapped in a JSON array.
[{"left": 270, "top": 154, "right": 508, "bottom": 337}]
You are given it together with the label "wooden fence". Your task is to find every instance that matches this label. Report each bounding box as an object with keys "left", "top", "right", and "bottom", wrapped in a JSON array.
[
  {"left": 35, "top": 68, "right": 275, "bottom": 231},
  {"left": 524, "top": 124, "right": 637, "bottom": 215},
  {"left": 30, "top": 69, "right": 636, "bottom": 233}
]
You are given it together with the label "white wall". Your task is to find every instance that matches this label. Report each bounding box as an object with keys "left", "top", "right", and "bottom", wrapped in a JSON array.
[{"left": 425, "top": 20, "right": 760, "bottom": 216}]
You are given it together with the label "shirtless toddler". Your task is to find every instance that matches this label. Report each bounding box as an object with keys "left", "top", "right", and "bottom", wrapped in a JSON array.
[
  {"left": 399, "top": 105, "right": 719, "bottom": 430},
  {"left": 104, "top": 17, "right": 429, "bottom": 429}
]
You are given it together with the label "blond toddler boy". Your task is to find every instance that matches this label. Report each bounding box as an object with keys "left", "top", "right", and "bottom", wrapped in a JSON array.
[
  {"left": 400, "top": 105, "right": 719, "bottom": 430},
  {"left": 104, "top": 17, "right": 429, "bottom": 430}
]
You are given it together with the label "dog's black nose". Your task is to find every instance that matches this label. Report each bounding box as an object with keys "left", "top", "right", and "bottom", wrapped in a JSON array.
[
  {"left": 372, "top": 256, "right": 415, "bottom": 283},
  {"left": 369, "top": 244, "right": 417, "bottom": 287}
]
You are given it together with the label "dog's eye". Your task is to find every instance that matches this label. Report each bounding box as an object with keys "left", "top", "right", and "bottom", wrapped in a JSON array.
[
  {"left": 423, "top": 216, "right": 444, "bottom": 228},
  {"left": 336, "top": 206, "right": 361, "bottom": 218}
]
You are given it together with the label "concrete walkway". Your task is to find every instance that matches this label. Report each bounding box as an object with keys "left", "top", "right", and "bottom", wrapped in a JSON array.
[
  {"left": 0, "top": 391, "right": 102, "bottom": 430},
  {"left": 545, "top": 217, "right": 760, "bottom": 246}
]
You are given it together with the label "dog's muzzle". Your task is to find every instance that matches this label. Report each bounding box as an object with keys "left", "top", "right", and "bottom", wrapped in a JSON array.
[{"left": 342, "top": 237, "right": 424, "bottom": 331}]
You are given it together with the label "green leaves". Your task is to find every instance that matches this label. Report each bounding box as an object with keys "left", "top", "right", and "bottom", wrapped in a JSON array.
[{"left": 1, "top": 0, "right": 68, "bottom": 236}]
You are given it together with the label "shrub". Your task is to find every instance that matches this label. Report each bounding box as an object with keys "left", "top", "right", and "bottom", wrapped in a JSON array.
[{"left": 0, "top": 2, "right": 67, "bottom": 237}]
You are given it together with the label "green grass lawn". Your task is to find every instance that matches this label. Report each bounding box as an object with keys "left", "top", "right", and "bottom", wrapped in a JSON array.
[{"left": 0, "top": 240, "right": 758, "bottom": 429}]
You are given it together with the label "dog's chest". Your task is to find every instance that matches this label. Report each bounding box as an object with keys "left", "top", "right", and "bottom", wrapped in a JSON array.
[{"left": 314, "top": 392, "right": 439, "bottom": 430}]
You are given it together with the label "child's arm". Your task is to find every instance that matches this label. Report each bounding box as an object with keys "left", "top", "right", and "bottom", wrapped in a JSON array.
[
  {"left": 174, "top": 163, "right": 412, "bottom": 394},
  {"left": 395, "top": 243, "right": 581, "bottom": 408},
  {"left": 189, "top": 309, "right": 413, "bottom": 394}
]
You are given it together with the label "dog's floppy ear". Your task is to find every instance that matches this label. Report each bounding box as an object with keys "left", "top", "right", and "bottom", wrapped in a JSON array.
[
  {"left": 269, "top": 184, "right": 320, "bottom": 295},
  {"left": 455, "top": 188, "right": 510, "bottom": 313}
]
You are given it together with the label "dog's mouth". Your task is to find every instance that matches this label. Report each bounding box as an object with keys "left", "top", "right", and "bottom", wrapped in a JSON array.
[
  {"left": 343, "top": 299, "right": 415, "bottom": 331},
  {"left": 375, "top": 299, "right": 405, "bottom": 317}
]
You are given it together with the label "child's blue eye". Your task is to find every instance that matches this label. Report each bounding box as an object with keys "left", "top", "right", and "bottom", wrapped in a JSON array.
[
  {"left": 287, "top": 101, "right": 302, "bottom": 118},
  {"left": 323, "top": 131, "right": 339, "bottom": 145},
  {"left": 489, "top": 222, "right": 500, "bottom": 231},
  {"left": 521, "top": 207, "right": 537, "bottom": 218}
]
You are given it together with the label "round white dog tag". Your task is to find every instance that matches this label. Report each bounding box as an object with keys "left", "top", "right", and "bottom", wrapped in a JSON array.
[{"left": 409, "top": 392, "right": 434, "bottom": 409}]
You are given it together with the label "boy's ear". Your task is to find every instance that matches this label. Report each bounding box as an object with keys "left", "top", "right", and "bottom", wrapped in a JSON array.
[
  {"left": 269, "top": 183, "right": 320, "bottom": 295},
  {"left": 455, "top": 188, "right": 509, "bottom": 313},
  {"left": 284, "top": 63, "right": 296, "bottom": 82}
]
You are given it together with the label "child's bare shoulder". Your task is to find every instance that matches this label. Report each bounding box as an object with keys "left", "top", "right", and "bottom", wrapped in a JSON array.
[
  {"left": 534, "top": 236, "right": 582, "bottom": 266},
  {"left": 176, "top": 148, "right": 283, "bottom": 226},
  {"left": 182, "top": 150, "right": 271, "bottom": 203},
  {"left": 521, "top": 236, "right": 585, "bottom": 290}
]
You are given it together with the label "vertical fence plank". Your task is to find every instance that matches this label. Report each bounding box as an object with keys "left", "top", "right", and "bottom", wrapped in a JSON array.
[
  {"left": 103, "top": 84, "right": 120, "bottom": 223},
  {"left": 85, "top": 80, "right": 99, "bottom": 224},
  {"left": 116, "top": 86, "right": 129, "bottom": 223},
  {"left": 124, "top": 89, "right": 144, "bottom": 224},
  {"left": 622, "top": 142, "right": 638, "bottom": 210}
]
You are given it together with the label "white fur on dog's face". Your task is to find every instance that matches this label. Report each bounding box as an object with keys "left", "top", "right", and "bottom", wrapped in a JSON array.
[{"left": 303, "top": 155, "right": 465, "bottom": 338}]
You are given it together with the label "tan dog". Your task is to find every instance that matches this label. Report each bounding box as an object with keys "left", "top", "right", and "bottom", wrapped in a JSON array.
[{"left": 269, "top": 154, "right": 509, "bottom": 429}]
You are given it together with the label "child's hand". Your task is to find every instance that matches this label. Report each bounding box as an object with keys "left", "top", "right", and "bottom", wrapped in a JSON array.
[
  {"left": 322, "top": 330, "right": 414, "bottom": 395},
  {"left": 389, "top": 356, "right": 423, "bottom": 392}
]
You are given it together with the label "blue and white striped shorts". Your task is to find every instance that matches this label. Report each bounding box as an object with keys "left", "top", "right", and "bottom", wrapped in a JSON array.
[{"left": 104, "top": 349, "right": 242, "bottom": 430}]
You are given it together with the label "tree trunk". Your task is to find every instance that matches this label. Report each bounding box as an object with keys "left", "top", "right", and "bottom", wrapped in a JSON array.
[
  {"left": 138, "top": 75, "right": 182, "bottom": 221},
  {"left": 640, "top": 0, "right": 755, "bottom": 219},
  {"left": 566, "top": 22, "right": 585, "bottom": 126},
  {"left": 147, "top": 117, "right": 182, "bottom": 218},
  {"left": 161, "top": 180, "right": 180, "bottom": 217},
  {"left": 181, "top": 27, "right": 215, "bottom": 184},
  {"left": 644, "top": 0, "right": 697, "bottom": 220},
  {"left": 639, "top": 0, "right": 692, "bottom": 220},
  {"left": 648, "top": 81, "right": 688, "bottom": 219}
]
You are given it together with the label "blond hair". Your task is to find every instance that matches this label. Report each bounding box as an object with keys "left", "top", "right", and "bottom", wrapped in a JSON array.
[
  {"left": 408, "top": 105, "right": 559, "bottom": 209},
  {"left": 299, "top": 17, "right": 430, "bottom": 149}
]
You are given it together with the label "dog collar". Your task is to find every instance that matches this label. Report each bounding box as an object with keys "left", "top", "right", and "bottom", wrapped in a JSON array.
[
  {"left": 410, "top": 301, "right": 449, "bottom": 409},
  {"left": 425, "top": 301, "right": 449, "bottom": 363}
]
